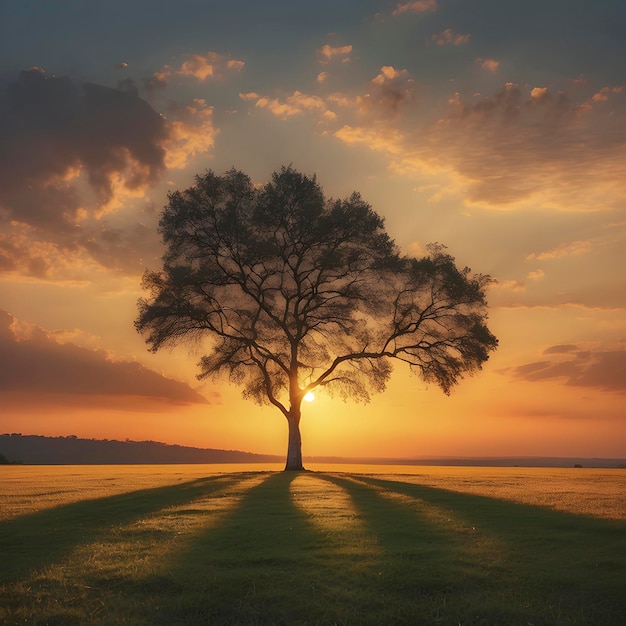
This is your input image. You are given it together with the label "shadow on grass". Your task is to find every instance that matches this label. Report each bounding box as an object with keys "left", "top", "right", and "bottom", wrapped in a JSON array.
[
  {"left": 0, "top": 473, "right": 243, "bottom": 582},
  {"left": 151, "top": 472, "right": 626, "bottom": 625},
  {"left": 149, "top": 472, "right": 353, "bottom": 625},
  {"left": 322, "top": 473, "right": 626, "bottom": 624},
  {"left": 2, "top": 471, "right": 625, "bottom": 625}
]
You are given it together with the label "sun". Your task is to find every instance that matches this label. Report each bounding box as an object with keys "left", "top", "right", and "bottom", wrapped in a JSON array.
[{"left": 303, "top": 391, "right": 315, "bottom": 402}]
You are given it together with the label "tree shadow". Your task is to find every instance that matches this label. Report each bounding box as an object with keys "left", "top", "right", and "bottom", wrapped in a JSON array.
[
  {"left": 320, "top": 473, "right": 626, "bottom": 624},
  {"left": 2, "top": 471, "right": 625, "bottom": 625},
  {"left": 148, "top": 472, "right": 356, "bottom": 625},
  {"left": 0, "top": 473, "right": 244, "bottom": 582}
]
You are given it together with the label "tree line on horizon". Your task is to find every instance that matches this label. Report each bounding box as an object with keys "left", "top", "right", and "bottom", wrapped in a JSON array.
[{"left": 0, "top": 434, "right": 279, "bottom": 465}]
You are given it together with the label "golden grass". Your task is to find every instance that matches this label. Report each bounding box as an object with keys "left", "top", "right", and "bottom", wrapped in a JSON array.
[
  {"left": 0, "top": 464, "right": 277, "bottom": 521},
  {"left": 31, "top": 473, "right": 266, "bottom": 591},
  {"left": 1, "top": 467, "right": 624, "bottom": 625},
  {"left": 289, "top": 473, "right": 380, "bottom": 561},
  {"left": 1, "top": 463, "right": 624, "bottom": 522},
  {"left": 370, "top": 466, "right": 626, "bottom": 520}
]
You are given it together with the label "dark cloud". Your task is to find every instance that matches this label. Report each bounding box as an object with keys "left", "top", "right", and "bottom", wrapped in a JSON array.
[
  {"left": 117, "top": 77, "right": 139, "bottom": 96},
  {"left": 544, "top": 344, "right": 579, "bottom": 354},
  {"left": 0, "top": 68, "right": 171, "bottom": 278},
  {"left": 0, "top": 68, "right": 167, "bottom": 222},
  {"left": 511, "top": 348, "right": 626, "bottom": 394},
  {"left": 0, "top": 310, "right": 209, "bottom": 405},
  {"left": 144, "top": 71, "right": 169, "bottom": 95},
  {"left": 365, "top": 66, "right": 415, "bottom": 118}
]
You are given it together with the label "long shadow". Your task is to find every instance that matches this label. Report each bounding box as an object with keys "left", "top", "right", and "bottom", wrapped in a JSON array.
[
  {"left": 323, "top": 473, "right": 626, "bottom": 624},
  {"left": 0, "top": 473, "right": 245, "bottom": 582},
  {"left": 144, "top": 472, "right": 395, "bottom": 625},
  {"left": 145, "top": 472, "right": 329, "bottom": 625},
  {"left": 316, "top": 473, "right": 501, "bottom": 623},
  {"left": 3, "top": 471, "right": 625, "bottom": 625}
]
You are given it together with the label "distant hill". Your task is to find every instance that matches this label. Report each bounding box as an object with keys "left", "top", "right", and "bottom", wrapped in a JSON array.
[
  {"left": 1, "top": 434, "right": 624, "bottom": 468},
  {"left": 0, "top": 434, "right": 282, "bottom": 465}
]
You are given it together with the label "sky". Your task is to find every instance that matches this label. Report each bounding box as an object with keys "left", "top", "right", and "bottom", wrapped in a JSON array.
[{"left": 0, "top": 0, "right": 624, "bottom": 461}]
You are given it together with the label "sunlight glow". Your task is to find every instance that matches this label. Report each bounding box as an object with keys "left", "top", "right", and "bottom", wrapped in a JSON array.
[{"left": 303, "top": 391, "right": 315, "bottom": 402}]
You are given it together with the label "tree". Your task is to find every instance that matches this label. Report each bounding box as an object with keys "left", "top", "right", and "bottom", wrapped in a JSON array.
[{"left": 135, "top": 167, "right": 498, "bottom": 470}]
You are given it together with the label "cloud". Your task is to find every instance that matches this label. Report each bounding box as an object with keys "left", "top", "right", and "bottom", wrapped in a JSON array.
[
  {"left": 591, "top": 86, "right": 623, "bottom": 103},
  {"left": 0, "top": 310, "right": 209, "bottom": 405},
  {"left": 476, "top": 58, "right": 500, "bottom": 72},
  {"left": 497, "top": 279, "right": 526, "bottom": 292},
  {"left": 317, "top": 44, "right": 353, "bottom": 64},
  {"left": 527, "top": 241, "right": 592, "bottom": 260},
  {"left": 324, "top": 66, "right": 415, "bottom": 121},
  {"left": 334, "top": 124, "right": 406, "bottom": 155},
  {"left": 177, "top": 52, "right": 244, "bottom": 81},
  {"left": 162, "top": 98, "right": 217, "bottom": 169},
  {"left": 510, "top": 347, "right": 626, "bottom": 394},
  {"left": 392, "top": 0, "right": 438, "bottom": 16},
  {"left": 332, "top": 82, "right": 626, "bottom": 209},
  {"left": 527, "top": 269, "right": 545, "bottom": 281},
  {"left": 243, "top": 90, "right": 334, "bottom": 121},
  {"left": 241, "top": 64, "right": 415, "bottom": 133},
  {"left": 0, "top": 68, "right": 217, "bottom": 280},
  {"left": 0, "top": 68, "right": 167, "bottom": 228},
  {"left": 367, "top": 66, "right": 415, "bottom": 115},
  {"left": 147, "top": 52, "right": 245, "bottom": 89},
  {"left": 544, "top": 344, "right": 579, "bottom": 354},
  {"left": 431, "top": 29, "right": 470, "bottom": 46},
  {"left": 144, "top": 69, "right": 170, "bottom": 94}
]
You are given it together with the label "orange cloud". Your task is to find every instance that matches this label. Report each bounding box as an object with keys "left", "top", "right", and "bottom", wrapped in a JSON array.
[
  {"left": 0, "top": 310, "right": 209, "bottom": 404},
  {"left": 244, "top": 90, "right": 334, "bottom": 121},
  {"left": 178, "top": 52, "right": 244, "bottom": 81},
  {"left": 163, "top": 99, "right": 216, "bottom": 169},
  {"left": 317, "top": 44, "right": 353, "bottom": 64},
  {"left": 527, "top": 269, "right": 545, "bottom": 281},
  {"left": 431, "top": 29, "right": 470, "bottom": 46},
  {"left": 591, "top": 86, "right": 623, "bottom": 103},
  {"left": 498, "top": 279, "right": 526, "bottom": 292},
  {"left": 332, "top": 81, "right": 626, "bottom": 210},
  {"left": 509, "top": 346, "right": 626, "bottom": 394},
  {"left": 334, "top": 125, "right": 407, "bottom": 156},
  {"left": 477, "top": 58, "right": 500, "bottom": 72},
  {"left": 0, "top": 226, "right": 102, "bottom": 282},
  {"left": 527, "top": 241, "right": 591, "bottom": 261},
  {"left": 530, "top": 86, "right": 550, "bottom": 100},
  {"left": 148, "top": 52, "right": 245, "bottom": 89},
  {"left": 392, "top": 0, "right": 438, "bottom": 16}
]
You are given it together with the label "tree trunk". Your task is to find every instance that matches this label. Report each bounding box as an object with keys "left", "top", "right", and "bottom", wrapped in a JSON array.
[{"left": 284, "top": 410, "right": 304, "bottom": 471}]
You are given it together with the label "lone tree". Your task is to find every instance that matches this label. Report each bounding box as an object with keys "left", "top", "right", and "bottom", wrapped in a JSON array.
[{"left": 136, "top": 167, "right": 497, "bottom": 470}]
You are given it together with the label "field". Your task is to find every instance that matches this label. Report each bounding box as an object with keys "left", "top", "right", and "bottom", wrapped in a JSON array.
[{"left": 1, "top": 465, "right": 625, "bottom": 625}]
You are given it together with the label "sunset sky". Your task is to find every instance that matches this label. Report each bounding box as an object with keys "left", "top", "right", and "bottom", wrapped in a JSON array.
[{"left": 1, "top": 0, "right": 624, "bottom": 460}]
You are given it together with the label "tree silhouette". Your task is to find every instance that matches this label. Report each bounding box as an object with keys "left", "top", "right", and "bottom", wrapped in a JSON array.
[{"left": 136, "top": 167, "right": 498, "bottom": 470}]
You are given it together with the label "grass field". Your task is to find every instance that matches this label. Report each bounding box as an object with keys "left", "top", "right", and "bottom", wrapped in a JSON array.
[{"left": 1, "top": 465, "right": 625, "bottom": 625}]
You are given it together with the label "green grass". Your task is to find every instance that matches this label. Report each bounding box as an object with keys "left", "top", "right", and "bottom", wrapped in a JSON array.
[{"left": 1, "top": 470, "right": 625, "bottom": 625}]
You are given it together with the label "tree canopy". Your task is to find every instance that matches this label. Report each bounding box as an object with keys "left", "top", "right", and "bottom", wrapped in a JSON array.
[{"left": 136, "top": 167, "right": 498, "bottom": 470}]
